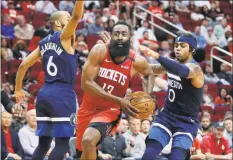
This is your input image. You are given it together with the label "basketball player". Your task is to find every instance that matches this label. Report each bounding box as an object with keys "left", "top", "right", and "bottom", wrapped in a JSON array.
[
  {"left": 76, "top": 21, "right": 154, "bottom": 160},
  {"left": 139, "top": 33, "right": 204, "bottom": 160},
  {"left": 14, "top": 1, "right": 84, "bottom": 159}
]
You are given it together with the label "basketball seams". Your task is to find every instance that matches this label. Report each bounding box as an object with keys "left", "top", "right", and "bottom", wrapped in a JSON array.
[
  {"left": 130, "top": 91, "right": 156, "bottom": 119},
  {"left": 130, "top": 100, "right": 155, "bottom": 106}
]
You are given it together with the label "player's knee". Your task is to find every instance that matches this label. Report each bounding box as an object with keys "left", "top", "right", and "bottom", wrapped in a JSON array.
[{"left": 81, "top": 136, "right": 97, "bottom": 149}]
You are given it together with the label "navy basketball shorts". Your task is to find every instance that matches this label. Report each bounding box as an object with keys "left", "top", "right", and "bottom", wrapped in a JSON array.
[
  {"left": 35, "top": 82, "right": 78, "bottom": 137},
  {"left": 148, "top": 108, "right": 199, "bottom": 151}
]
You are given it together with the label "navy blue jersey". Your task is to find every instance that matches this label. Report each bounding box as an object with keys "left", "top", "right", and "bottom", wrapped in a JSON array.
[
  {"left": 39, "top": 31, "right": 78, "bottom": 84},
  {"left": 164, "top": 59, "right": 203, "bottom": 118}
]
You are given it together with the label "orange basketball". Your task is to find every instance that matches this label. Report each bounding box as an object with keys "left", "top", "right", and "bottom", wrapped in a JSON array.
[{"left": 130, "top": 91, "right": 155, "bottom": 119}]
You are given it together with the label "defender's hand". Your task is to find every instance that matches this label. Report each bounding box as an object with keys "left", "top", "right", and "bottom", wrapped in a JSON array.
[
  {"left": 101, "top": 31, "right": 111, "bottom": 44},
  {"left": 118, "top": 98, "right": 139, "bottom": 118},
  {"left": 138, "top": 45, "right": 159, "bottom": 59}
]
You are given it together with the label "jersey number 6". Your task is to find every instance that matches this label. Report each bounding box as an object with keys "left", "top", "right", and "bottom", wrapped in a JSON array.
[{"left": 47, "top": 56, "right": 58, "bottom": 76}]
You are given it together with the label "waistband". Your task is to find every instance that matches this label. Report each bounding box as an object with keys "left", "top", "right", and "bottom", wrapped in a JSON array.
[{"left": 44, "top": 82, "right": 74, "bottom": 89}]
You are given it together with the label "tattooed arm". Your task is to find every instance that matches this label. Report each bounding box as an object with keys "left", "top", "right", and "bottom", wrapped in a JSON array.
[{"left": 150, "top": 64, "right": 167, "bottom": 75}]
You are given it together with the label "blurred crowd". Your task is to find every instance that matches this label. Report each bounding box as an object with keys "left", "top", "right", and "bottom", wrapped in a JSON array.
[{"left": 1, "top": 0, "right": 232, "bottom": 160}]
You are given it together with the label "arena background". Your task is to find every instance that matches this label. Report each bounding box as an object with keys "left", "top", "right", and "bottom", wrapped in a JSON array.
[{"left": 1, "top": 0, "right": 232, "bottom": 160}]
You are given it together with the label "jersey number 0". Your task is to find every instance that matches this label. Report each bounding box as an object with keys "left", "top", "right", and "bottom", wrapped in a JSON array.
[{"left": 168, "top": 88, "right": 175, "bottom": 102}]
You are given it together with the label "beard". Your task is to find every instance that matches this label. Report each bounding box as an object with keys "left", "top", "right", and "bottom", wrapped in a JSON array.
[
  {"left": 202, "top": 125, "right": 210, "bottom": 131},
  {"left": 109, "top": 39, "right": 131, "bottom": 61}
]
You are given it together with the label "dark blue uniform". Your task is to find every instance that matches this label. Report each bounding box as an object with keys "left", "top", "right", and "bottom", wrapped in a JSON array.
[
  {"left": 36, "top": 31, "right": 78, "bottom": 137},
  {"left": 148, "top": 59, "right": 203, "bottom": 150}
]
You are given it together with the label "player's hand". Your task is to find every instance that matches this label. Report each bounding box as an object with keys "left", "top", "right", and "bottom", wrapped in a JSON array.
[
  {"left": 138, "top": 45, "right": 159, "bottom": 59},
  {"left": 101, "top": 31, "right": 111, "bottom": 44},
  {"left": 15, "top": 89, "right": 30, "bottom": 103},
  {"left": 118, "top": 98, "right": 139, "bottom": 118},
  {"left": 12, "top": 103, "right": 25, "bottom": 117}
]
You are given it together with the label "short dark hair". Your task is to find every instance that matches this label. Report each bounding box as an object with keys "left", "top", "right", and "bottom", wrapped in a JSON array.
[
  {"left": 141, "top": 119, "right": 152, "bottom": 125},
  {"left": 112, "top": 20, "right": 132, "bottom": 34},
  {"left": 143, "top": 30, "right": 149, "bottom": 35}
]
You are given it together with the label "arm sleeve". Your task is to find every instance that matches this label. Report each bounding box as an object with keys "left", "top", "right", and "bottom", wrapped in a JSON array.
[
  {"left": 157, "top": 56, "right": 190, "bottom": 78},
  {"left": 1, "top": 90, "right": 14, "bottom": 114}
]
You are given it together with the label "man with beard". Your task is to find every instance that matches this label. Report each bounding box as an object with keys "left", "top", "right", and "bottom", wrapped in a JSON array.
[
  {"left": 200, "top": 116, "right": 212, "bottom": 136},
  {"left": 14, "top": 1, "right": 84, "bottom": 159},
  {"left": 139, "top": 33, "right": 204, "bottom": 160},
  {"left": 76, "top": 20, "right": 154, "bottom": 160}
]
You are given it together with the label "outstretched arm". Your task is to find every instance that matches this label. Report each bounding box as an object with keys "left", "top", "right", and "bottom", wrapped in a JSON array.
[
  {"left": 15, "top": 47, "right": 41, "bottom": 102},
  {"left": 81, "top": 44, "right": 139, "bottom": 117},
  {"left": 60, "top": 1, "right": 84, "bottom": 40},
  {"left": 139, "top": 45, "right": 204, "bottom": 88}
]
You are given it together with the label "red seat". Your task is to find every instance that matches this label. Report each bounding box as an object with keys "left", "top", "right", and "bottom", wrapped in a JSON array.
[
  {"left": 28, "top": 96, "right": 35, "bottom": 104},
  {"left": 30, "top": 71, "right": 40, "bottom": 80},
  {"left": 28, "top": 84, "right": 43, "bottom": 96},
  {"left": 214, "top": 107, "right": 231, "bottom": 116},
  {"left": 130, "top": 76, "right": 143, "bottom": 88},
  {"left": 183, "top": 24, "right": 193, "bottom": 32},
  {"left": 20, "top": 11, "right": 32, "bottom": 23},
  {"left": 209, "top": 91, "right": 219, "bottom": 100},
  {"left": 28, "top": 36, "right": 41, "bottom": 52},
  {"left": 31, "top": 60, "right": 43, "bottom": 71},
  {"left": 219, "top": 85, "right": 232, "bottom": 93},
  {"left": 208, "top": 84, "right": 218, "bottom": 91},
  {"left": 32, "top": 13, "right": 48, "bottom": 29},
  {"left": 211, "top": 114, "right": 223, "bottom": 122},
  {"left": 9, "top": 59, "right": 22, "bottom": 70},
  {"left": 8, "top": 60, "right": 23, "bottom": 83},
  {"left": 75, "top": 74, "right": 82, "bottom": 87},
  {"left": 153, "top": 91, "right": 167, "bottom": 99},
  {"left": 205, "top": 45, "right": 214, "bottom": 57},
  {"left": 201, "top": 105, "right": 213, "bottom": 113},
  {"left": 1, "top": 59, "right": 8, "bottom": 83},
  {"left": 156, "top": 99, "right": 165, "bottom": 108},
  {"left": 132, "top": 86, "right": 143, "bottom": 92},
  {"left": 177, "top": 11, "right": 191, "bottom": 19},
  {"left": 86, "top": 35, "right": 101, "bottom": 50}
]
